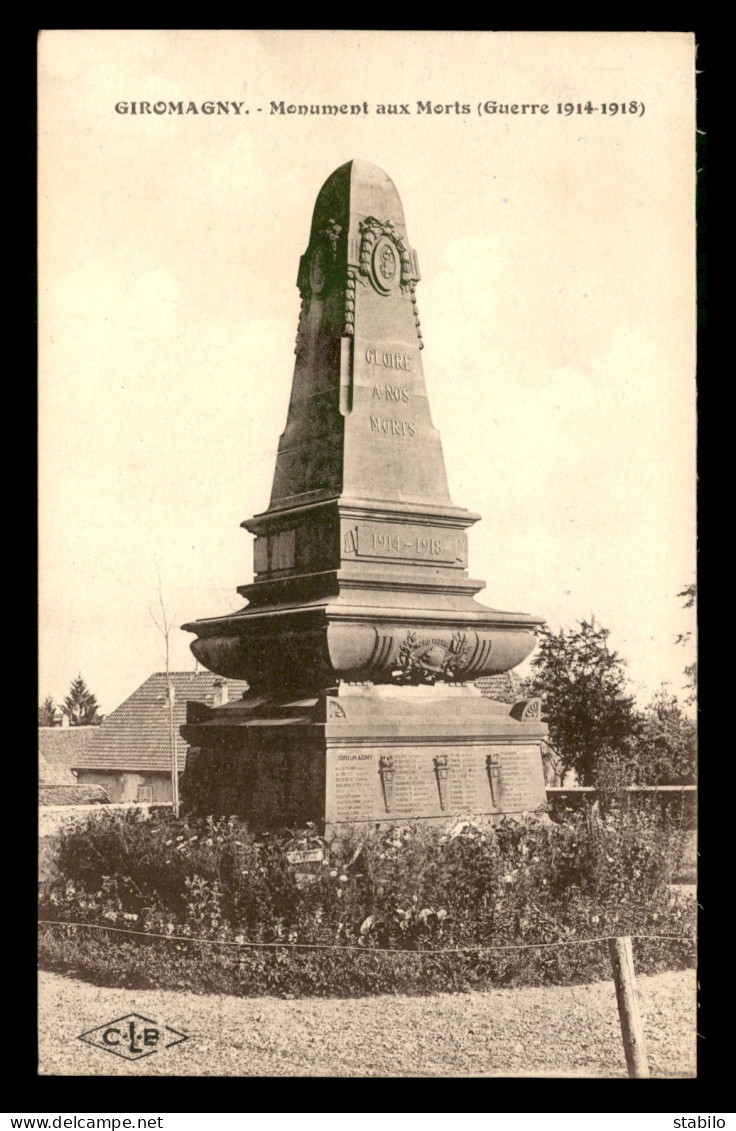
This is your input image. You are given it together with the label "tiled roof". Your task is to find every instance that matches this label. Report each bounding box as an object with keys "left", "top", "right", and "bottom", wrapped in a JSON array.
[
  {"left": 475, "top": 671, "right": 525, "bottom": 703},
  {"left": 72, "top": 672, "right": 250, "bottom": 773},
  {"left": 38, "top": 726, "right": 96, "bottom": 766},
  {"left": 39, "top": 784, "right": 110, "bottom": 806},
  {"left": 39, "top": 751, "right": 76, "bottom": 786}
]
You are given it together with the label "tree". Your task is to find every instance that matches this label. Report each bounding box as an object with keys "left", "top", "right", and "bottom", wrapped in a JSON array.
[
  {"left": 675, "top": 583, "right": 697, "bottom": 705},
  {"left": 634, "top": 684, "right": 697, "bottom": 786},
  {"left": 38, "top": 695, "right": 56, "bottom": 727},
  {"left": 149, "top": 559, "right": 180, "bottom": 817},
  {"left": 62, "top": 674, "right": 103, "bottom": 726},
  {"left": 527, "top": 619, "right": 640, "bottom": 786}
]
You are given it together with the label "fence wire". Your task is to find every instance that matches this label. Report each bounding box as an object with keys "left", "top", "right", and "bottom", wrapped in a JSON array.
[{"left": 38, "top": 919, "right": 696, "bottom": 955}]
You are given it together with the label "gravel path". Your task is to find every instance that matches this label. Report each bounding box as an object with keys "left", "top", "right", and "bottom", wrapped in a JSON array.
[{"left": 38, "top": 969, "right": 696, "bottom": 1077}]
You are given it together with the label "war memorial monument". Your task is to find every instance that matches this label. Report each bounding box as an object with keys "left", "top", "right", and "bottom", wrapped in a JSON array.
[{"left": 182, "top": 159, "right": 548, "bottom": 829}]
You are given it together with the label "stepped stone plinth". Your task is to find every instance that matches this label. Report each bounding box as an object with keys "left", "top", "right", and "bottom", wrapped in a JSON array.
[{"left": 181, "top": 159, "right": 547, "bottom": 828}]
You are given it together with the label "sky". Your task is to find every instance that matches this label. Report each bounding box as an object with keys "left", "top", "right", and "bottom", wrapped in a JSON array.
[{"left": 38, "top": 30, "right": 697, "bottom": 717}]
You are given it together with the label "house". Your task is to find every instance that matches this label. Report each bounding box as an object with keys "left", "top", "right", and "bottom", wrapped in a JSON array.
[
  {"left": 38, "top": 748, "right": 110, "bottom": 806},
  {"left": 38, "top": 725, "right": 110, "bottom": 804},
  {"left": 71, "top": 672, "right": 250, "bottom": 803},
  {"left": 38, "top": 724, "right": 96, "bottom": 770},
  {"left": 39, "top": 752, "right": 76, "bottom": 786}
]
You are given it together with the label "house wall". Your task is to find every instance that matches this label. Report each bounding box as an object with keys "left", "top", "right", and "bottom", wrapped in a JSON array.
[{"left": 75, "top": 770, "right": 174, "bottom": 803}]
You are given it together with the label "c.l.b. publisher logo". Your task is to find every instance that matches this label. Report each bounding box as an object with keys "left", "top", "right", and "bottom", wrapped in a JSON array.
[{"left": 78, "top": 1013, "right": 188, "bottom": 1060}]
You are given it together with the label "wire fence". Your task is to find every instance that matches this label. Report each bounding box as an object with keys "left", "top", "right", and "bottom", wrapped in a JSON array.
[
  {"left": 38, "top": 918, "right": 696, "bottom": 954},
  {"left": 39, "top": 918, "right": 696, "bottom": 1077}
]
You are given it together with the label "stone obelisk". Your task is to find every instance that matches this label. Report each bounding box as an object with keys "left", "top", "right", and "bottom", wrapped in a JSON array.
[{"left": 182, "top": 160, "right": 548, "bottom": 827}]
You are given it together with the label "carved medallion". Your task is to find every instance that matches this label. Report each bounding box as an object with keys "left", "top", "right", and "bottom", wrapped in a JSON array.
[
  {"left": 391, "top": 630, "right": 470, "bottom": 685},
  {"left": 309, "top": 246, "right": 328, "bottom": 296},
  {"left": 372, "top": 238, "right": 397, "bottom": 292},
  {"left": 380, "top": 244, "right": 396, "bottom": 280},
  {"left": 358, "top": 216, "right": 419, "bottom": 296}
]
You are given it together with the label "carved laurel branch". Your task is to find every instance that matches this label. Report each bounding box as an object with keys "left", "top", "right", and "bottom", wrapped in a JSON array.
[
  {"left": 447, "top": 631, "right": 470, "bottom": 671},
  {"left": 396, "top": 629, "right": 419, "bottom": 673}
]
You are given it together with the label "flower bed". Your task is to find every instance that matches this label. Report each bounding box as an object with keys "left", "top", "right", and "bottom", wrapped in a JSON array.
[{"left": 38, "top": 805, "right": 695, "bottom": 997}]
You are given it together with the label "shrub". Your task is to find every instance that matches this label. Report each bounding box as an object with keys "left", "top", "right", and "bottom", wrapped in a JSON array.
[{"left": 39, "top": 806, "right": 695, "bottom": 998}]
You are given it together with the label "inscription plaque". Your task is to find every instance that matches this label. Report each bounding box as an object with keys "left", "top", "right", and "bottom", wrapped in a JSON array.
[
  {"left": 496, "top": 747, "right": 545, "bottom": 809},
  {"left": 351, "top": 521, "right": 461, "bottom": 564},
  {"left": 326, "top": 743, "right": 546, "bottom": 823},
  {"left": 332, "top": 752, "right": 378, "bottom": 821}
]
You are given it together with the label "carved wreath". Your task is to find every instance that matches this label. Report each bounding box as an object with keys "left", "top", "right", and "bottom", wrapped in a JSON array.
[
  {"left": 358, "top": 217, "right": 417, "bottom": 292},
  {"left": 392, "top": 630, "right": 470, "bottom": 685}
]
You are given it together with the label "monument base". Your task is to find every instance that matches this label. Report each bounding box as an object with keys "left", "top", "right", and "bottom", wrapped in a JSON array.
[{"left": 181, "top": 684, "right": 548, "bottom": 831}]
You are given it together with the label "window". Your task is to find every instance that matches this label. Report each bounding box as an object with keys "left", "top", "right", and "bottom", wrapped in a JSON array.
[{"left": 136, "top": 784, "right": 153, "bottom": 803}]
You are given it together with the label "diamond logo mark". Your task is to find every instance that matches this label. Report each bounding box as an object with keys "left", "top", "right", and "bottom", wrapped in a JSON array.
[{"left": 78, "top": 1013, "right": 188, "bottom": 1061}]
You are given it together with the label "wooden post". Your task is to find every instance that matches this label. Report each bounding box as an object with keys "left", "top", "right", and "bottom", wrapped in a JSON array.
[
  {"left": 167, "top": 678, "right": 180, "bottom": 818},
  {"left": 608, "top": 935, "right": 650, "bottom": 1078}
]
